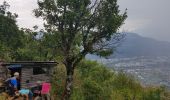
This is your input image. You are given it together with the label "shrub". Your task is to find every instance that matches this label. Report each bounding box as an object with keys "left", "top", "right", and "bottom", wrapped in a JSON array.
[{"left": 52, "top": 60, "right": 170, "bottom": 100}]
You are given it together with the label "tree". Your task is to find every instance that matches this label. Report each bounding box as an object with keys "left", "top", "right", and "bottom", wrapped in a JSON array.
[
  {"left": 0, "top": 1, "right": 22, "bottom": 61},
  {"left": 34, "top": 0, "right": 127, "bottom": 99},
  {"left": 16, "top": 28, "right": 60, "bottom": 61}
]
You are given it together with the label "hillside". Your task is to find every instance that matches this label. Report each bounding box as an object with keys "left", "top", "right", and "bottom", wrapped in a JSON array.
[
  {"left": 52, "top": 60, "right": 170, "bottom": 100},
  {"left": 113, "top": 33, "right": 170, "bottom": 58},
  {"left": 87, "top": 33, "right": 170, "bottom": 59}
]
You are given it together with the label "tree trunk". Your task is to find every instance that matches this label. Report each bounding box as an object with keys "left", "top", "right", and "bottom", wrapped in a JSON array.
[{"left": 62, "top": 64, "right": 74, "bottom": 100}]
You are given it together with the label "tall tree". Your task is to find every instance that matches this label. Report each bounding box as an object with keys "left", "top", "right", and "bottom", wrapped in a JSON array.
[
  {"left": 34, "top": 0, "right": 127, "bottom": 99},
  {"left": 16, "top": 28, "right": 59, "bottom": 61},
  {"left": 0, "top": 1, "right": 22, "bottom": 61}
]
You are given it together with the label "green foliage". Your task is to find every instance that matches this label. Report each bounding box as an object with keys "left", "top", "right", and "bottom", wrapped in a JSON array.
[
  {"left": 82, "top": 78, "right": 103, "bottom": 100},
  {"left": 0, "top": 3, "right": 23, "bottom": 61},
  {"left": 35, "top": 0, "right": 127, "bottom": 98},
  {"left": 51, "top": 63, "right": 66, "bottom": 99},
  {"left": 14, "top": 29, "right": 45, "bottom": 61},
  {"left": 34, "top": 0, "right": 127, "bottom": 67},
  {"left": 142, "top": 88, "right": 162, "bottom": 100},
  {"left": 58, "top": 60, "right": 170, "bottom": 100},
  {"left": 0, "top": 1, "right": 60, "bottom": 61},
  {"left": 0, "top": 11, "right": 40, "bottom": 61}
]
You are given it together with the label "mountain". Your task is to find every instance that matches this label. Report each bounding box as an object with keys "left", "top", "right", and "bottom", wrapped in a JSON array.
[
  {"left": 86, "top": 33, "right": 170, "bottom": 59},
  {"left": 111, "top": 33, "right": 170, "bottom": 58}
]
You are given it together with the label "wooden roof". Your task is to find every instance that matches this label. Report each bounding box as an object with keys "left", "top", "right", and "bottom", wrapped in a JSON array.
[{"left": 2, "top": 61, "right": 58, "bottom": 67}]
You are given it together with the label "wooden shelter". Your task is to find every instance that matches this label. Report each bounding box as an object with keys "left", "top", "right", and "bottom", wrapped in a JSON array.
[{"left": 1, "top": 61, "right": 58, "bottom": 89}]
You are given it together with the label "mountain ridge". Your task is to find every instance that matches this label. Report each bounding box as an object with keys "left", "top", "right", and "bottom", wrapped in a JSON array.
[
  {"left": 86, "top": 33, "right": 170, "bottom": 59},
  {"left": 111, "top": 33, "right": 170, "bottom": 58}
]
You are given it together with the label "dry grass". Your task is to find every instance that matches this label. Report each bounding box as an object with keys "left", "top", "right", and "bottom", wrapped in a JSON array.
[
  {"left": 0, "top": 92, "right": 9, "bottom": 100},
  {"left": 0, "top": 92, "right": 28, "bottom": 100}
]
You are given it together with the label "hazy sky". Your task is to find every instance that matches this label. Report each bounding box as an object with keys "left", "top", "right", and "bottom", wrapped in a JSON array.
[
  {"left": 1, "top": 0, "right": 170, "bottom": 42},
  {"left": 118, "top": 0, "right": 170, "bottom": 42}
]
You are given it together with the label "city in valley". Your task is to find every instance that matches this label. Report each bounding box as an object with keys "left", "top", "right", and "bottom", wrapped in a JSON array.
[{"left": 96, "top": 56, "right": 170, "bottom": 88}]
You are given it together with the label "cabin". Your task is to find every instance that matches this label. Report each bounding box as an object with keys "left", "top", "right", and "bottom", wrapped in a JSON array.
[{"left": 1, "top": 61, "right": 58, "bottom": 89}]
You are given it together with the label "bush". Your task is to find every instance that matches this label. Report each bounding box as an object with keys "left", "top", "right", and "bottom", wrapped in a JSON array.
[{"left": 52, "top": 60, "right": 170, "bottom": 100}]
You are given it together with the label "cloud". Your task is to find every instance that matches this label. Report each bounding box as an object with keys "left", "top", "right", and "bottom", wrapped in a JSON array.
[
  {"left": 0, "top": 0, "right": 44, "bottom": 29},
  {"left": 118, "top": 0, "right": 170, "bottom": 42},
  {"left": 1, "top": 0, "right": 170, "bottom": 42},
  {"left": 119, "top": 19, "right": 151, "bottom": 33}
]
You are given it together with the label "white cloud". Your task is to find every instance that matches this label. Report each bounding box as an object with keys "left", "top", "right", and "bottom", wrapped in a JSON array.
[
  {"left": 118, "top": 0, "right": 170, "bottom": 42},
  {"left": 119, "top": 18, "right": 151, "bottom": 33},
  {"left": 0, "top": 0, "right": 44, "bottom": 29}
]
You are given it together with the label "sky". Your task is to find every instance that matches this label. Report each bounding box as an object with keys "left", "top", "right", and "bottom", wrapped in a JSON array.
[
  {"left": 0, "top": 0, "right": 170, "bottom": 42},
  {"left": 118, "top": 0, "right": 170, "bottom": 42}
]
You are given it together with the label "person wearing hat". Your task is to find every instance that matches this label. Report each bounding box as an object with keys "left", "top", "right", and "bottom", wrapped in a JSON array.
[{"left": 6, "top": 72, "right": 20, "bottom": 96}]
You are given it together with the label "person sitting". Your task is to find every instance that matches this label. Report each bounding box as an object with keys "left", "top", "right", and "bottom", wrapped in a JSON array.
[{"left": 19, "top": 89, "right": 33, "bottom": 100}]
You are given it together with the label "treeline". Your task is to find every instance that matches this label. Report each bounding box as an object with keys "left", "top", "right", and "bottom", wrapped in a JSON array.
[
  {"left": 52, "top": 60, "right": 170, "bottom": 100},
  {"left": 0, "top": 1, "right": 59, "bottom": 62}
]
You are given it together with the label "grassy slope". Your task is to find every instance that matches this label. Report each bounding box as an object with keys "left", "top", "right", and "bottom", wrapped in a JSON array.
[{"left": 52, "top": 60, "right": 170, "bottom": 100}]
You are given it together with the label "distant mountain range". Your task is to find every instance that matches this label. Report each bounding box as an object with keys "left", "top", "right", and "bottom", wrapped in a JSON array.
[
  {"left": 113, "top": 33, "right": 170, "bottom": 58},
  {"left": 87, "top": 33, "right": 170, "bottom": 59}
]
